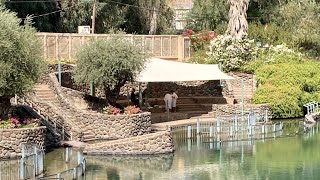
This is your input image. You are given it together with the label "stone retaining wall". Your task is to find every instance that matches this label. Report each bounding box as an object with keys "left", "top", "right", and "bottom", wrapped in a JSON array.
[
  {"left": 59, "top": 69, "right": 223, "bottom": 99},
  {"left": 0, "top": 127, "right": 46, "bottom": 159},
  {"left": 48, "top": 72, "right": 152, "bottom": 140},
  {"left": 84, "top": 131, "right": 174, "bottom": 155},
  {"left": 212, "top": 104, "right": 271, "bottom": 119}
]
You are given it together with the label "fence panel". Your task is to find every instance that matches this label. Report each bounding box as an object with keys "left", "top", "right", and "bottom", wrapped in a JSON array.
[{"left": 36, "top": 33, "right": 190, "bottom": 61}]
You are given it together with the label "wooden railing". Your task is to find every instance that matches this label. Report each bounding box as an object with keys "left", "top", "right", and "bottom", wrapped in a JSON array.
[{"left": 36, "top": 33, "right": 191, "bottom": 61}]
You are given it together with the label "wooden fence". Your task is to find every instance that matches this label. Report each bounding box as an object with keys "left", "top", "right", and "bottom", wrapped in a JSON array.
[{"left": 36, "top": 33, "right": 191, "bottom": 61}]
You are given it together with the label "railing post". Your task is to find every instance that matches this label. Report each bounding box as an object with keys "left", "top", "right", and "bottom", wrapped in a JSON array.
[
  {"left": 65, "top": 147, "right": 69, "bottom": 163},
  {"left": 58, "top": 60, "right": 61, "bottom": 85},
  {"left": 20, "top": 158, "right": 25, "bottom": 180},
  {"left": 34, "top": 147, "right": 38, "bottom": 176},
  {"left": 196, "top": 118, "right": 200, "bottom": 134},
  {"left": 187, "top": 126, "right": 192, "bottom": 138},
  {"left": 82, "top": 159, "right": 86, "bottom": 176},
  {"left": 241, "top": 79, "right": 244, "bottom": 119},
  {"left": 72, "top": 167, "right": 77, "bottom": 180},
  {"left": 209, "top": 126, "right": 213, "bottom": 138}
]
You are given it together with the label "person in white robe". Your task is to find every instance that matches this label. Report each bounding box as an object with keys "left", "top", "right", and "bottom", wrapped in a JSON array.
[
  {"left": 164, "top": 93, "right": 172, "bottom": 112},
  {"left": 172, "top": 90, "right": 178, "bottom": 112}
]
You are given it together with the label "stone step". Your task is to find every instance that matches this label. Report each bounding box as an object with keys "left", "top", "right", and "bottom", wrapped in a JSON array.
[
  {"left": 35, "top": 91, "right": 56, "bottom": 95},
  {"left": 83, "top": 137, "right": 98, "bottom": 142}
]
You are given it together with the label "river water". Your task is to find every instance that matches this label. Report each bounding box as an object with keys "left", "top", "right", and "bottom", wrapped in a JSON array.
[{"left": 2, "top": 120, "right": 320, "bottom": 180}]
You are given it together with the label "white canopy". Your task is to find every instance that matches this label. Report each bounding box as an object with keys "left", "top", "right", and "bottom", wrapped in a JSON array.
[{"left": 137, "top": 57, "right": 234, "bottom": 82}]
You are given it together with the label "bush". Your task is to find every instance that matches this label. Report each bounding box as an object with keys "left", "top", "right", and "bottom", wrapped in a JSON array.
[
  {"left": 103, "top": 105, "right": 121, "bottom": 115},
  {"left": 252, "top": 60, "right": 320, "bottom": 118},
  {"left": 184, "top": 29, "right": 218, "bottom": 52},
  {"left": 124, "top": 105, "right": 140, "bottom": 115},
  {"left": 207, "top": 34, "right": 256, "bottom": 72},
  {"left": 0, "top": 117, "right": 39, "bottom": 129},
  {"left": 242, "top": 44, "right": 304, "bottom": 73},
  {"left": 248, "top": 22, "right": 292, "bottom": 46},
  {"left": 186, "top": 50, "right": 211, "bottom": 64}
]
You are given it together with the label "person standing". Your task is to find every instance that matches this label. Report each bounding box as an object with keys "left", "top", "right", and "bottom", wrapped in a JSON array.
[
  {"left": 131, "top": 88, "right": 139, "bottom": 106},
  {"left": 164, "top": 92, "right": 172, "bottom": 112},
  {"left": 172, "top": 90, "right": 178, "bottom": 112}
]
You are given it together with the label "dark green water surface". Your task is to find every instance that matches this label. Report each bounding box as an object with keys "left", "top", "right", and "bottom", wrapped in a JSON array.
[{"left": 2, "top": 120, "right": 320, "bottom": 180}]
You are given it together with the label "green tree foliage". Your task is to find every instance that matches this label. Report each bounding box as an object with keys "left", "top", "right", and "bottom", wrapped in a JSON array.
[
  {"left": 73, "top": 33, "right": 147, "bottom": 105},
  {"left": 275, "top": 0, "right": 320, "bottom": 57},
  {"left": 245, "top": 47, "right": 320, "bottom": 118},
  {"left": 59, "top": 1, "right": 128, "bottom": 33},
  {"left": 121, "top": 0, "right": 174, "bottom": 34},
  {"left": 4, "top": 0, "right": 174, "bottom": 34},
  {"left": 185, "top": 0, "right": 228, "bottom": 32},
  {"left": 4, "top": 0, "right": 60, "bottom": 32},
  {"left": 0, "top": 7, "right": 46, "bottom": 119}
]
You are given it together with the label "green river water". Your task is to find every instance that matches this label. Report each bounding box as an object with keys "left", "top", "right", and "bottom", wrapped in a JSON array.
[{"left": 2, "top": 120, "right": 320, "bottom": 180}]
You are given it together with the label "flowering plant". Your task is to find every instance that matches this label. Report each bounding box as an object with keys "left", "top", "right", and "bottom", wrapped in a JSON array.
[
  {"left": 207, "top": 34, "right": 255, "bottom": 72},
  {"left": 0, "top": 117, "right": 39, "bottom": 129},
  {"left": 184, "top": 29, "right": 218, "bottom": 51},
  {"left": 103, "top": 105, "right": 121, "bottom": 115},
  {"left": 124, "top": 105, "right": 140, "bottom": 115}
]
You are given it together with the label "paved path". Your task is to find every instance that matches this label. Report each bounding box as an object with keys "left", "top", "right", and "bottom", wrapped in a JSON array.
[{"left": 152, "top": 117, "right": 216, "bottom": 131}]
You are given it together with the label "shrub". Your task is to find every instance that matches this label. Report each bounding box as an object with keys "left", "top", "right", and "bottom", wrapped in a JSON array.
[
  {"left": 252, "top": 60, "right": 320, "bottom": 118},
  {"left": 0, "top": 117, "right": 39, "bottom": 129},
  {"left": 186, "top": 50, "right": 211, "bottom": 64},
  {"left": 242, "top": 44, "right": 304, "bottom": 73},
  {"left": 248, "top": 22, "right": 292, "bottom": 46},
  {"left": 184, "top": 29, "right": 218, "bottom": 52},
  {"left": 103, "top": 105, "right": 121, "bottom": 115},
  {"left": 207, "top": 34, "right": 256, "bottom": 72},
  {"left": 124, "top": 105, "right": 140, "bottom": 115}
]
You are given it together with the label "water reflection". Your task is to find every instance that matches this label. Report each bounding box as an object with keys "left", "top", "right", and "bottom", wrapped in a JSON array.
[{"left": 3, "top": 120, "right": 320, "bottom": 180}]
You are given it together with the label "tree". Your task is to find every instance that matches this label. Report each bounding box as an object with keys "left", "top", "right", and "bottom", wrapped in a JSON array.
[
  {"left": 0, "top": 7, "right": 45, "bottom": 119},
  {"left": 4, "top": 0, "right": 60, "bottom": 32},
  {"left": 121, "top": 0, "right": 174, "bottom": 34},
  {"left": 227, "top": 0, "right": 249, "bottom": 39},
  {"left": 73, "top": 33, "right": 147, "bottom": 105},
  {"left": 186, "top": 0, "right": 228, "bottom": 32}
]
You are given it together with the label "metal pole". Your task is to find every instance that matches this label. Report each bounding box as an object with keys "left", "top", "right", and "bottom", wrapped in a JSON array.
[
  {"left": 196, "top": 118, "right": 200, "bottom": 135},
  {"left": 65, "top": 148, "right": 69, "bottom": 163},
  {"left": 58, "top": 61, "right": 61, "bottom": 85},
  {"left": 91, "top": 0, "right": 96, "bottom": 34},
  {"left": 187, "top": 126, "right": 192, "bottom": 138},
  {"left": 241, "top": 79, "right": 244, "bottom": 119},
  {"left": 139, "top": 82, "right": 142, "bottom": 107},
  {"left": 89, "top": 82, "right": 93, "bottom": 96},
  {"left": 209, "top": 126, "right": 213, "bottom": 138}
]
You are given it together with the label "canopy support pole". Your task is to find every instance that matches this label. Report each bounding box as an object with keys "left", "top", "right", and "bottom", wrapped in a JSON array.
[{"left": 139, "top": 82, "right": 142, "bottom": 107}]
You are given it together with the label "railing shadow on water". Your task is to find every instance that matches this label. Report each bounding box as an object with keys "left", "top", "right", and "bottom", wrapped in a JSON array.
[{"left": 37, "top": 148, "right": 86, "bottom": 180}]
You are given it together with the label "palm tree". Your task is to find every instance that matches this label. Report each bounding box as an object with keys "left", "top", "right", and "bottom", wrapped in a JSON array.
[{"left": 227, "top": 0, "right": 249, "bottom": 40}]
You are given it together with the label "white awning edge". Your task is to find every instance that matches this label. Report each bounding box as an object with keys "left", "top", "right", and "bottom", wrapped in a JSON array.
[{"left": 137, "top": 57, "right": 234, "bottom": 82}]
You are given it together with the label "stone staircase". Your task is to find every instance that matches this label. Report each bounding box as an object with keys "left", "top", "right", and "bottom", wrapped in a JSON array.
[
  {"left": 231, "top": 87, "right": 254, "bottom": 103},
  {"left": 33, "top": 84, "right": 97, "bottom": 142}
]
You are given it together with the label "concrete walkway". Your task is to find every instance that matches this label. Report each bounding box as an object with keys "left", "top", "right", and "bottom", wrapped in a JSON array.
[{"left": 152, "top": 117, "right": 216, "bottom": 131}]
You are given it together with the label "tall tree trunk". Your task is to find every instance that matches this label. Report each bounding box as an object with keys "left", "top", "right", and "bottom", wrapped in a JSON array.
[
  {"left": 149, "top": 7, "right": 158, "bottom": 35},
  {"left": 0, "top": 96, "right": 12, "bottom": 120},
  {"left": 227, "top": 0, "right": 249, "bottom": 40}
]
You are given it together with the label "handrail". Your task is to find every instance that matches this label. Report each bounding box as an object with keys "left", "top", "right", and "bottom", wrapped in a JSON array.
[{"left": 16, "top": 95, "right": 72, "bottom": 140}]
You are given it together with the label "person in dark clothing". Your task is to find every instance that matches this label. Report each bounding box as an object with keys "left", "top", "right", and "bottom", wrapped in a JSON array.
[{"left": 130, "top": 88, "right": 139, "bottom": 106}]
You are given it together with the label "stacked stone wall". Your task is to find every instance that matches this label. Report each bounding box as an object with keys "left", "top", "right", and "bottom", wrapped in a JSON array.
[
  {"left": 84, "top": 131, "right": 174, "bottom": 155},
  {"left": 48, "top": 73, "right": 152, "bottom": 140},
  {"left": 58, "top": 68, "right": 223, "bottom": 99},
  {"left": 212, "top": 104, "right": 271, "bottom": 119},
  {"left": 0, "top": 127, "right": 46, "bottom": 159}
]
